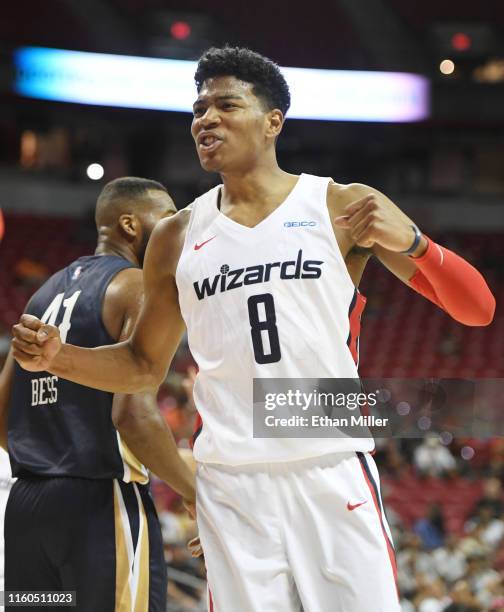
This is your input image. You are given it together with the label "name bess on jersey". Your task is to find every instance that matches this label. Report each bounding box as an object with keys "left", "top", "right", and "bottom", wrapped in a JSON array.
[
  {"left": 31, "top": 375, "right": 58, "bottom": 406},
  {"left": 193, "top": 249, "right": 324, "bottom": 300}
]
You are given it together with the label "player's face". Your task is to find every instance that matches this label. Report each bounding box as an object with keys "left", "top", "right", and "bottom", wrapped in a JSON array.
[
  {"left": 191, "top": 76, "right": 272, "bottom": 173},
  {"left": 138, "top": 191, "right": 176, "bottom": 265}
]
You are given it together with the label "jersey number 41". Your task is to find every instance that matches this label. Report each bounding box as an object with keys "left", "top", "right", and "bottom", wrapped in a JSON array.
[{"left": 40, "top": 290, "right": 82, "bottom": 344}]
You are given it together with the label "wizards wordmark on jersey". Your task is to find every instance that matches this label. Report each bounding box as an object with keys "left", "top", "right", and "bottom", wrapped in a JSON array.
[{"left": 193, "top": 249, "right": 325, "bottom": 300}]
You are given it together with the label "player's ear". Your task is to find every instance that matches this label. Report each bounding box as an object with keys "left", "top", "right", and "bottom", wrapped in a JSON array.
[
  {"left": 265, "top": 109, "right": 284, "bottom": 140},
  {"left": 118, "top": 213, "right": 137, "bottom": 239}
]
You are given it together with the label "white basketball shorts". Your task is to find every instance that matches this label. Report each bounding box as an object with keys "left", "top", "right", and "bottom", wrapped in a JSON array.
[{"left": 196, "top": 451, "right": 400, "bottom": 612}]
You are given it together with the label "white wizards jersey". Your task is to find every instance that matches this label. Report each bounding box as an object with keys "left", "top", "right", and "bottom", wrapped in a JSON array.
[{"left": 176, "top": 173, "right": 373, "bottom": 465}]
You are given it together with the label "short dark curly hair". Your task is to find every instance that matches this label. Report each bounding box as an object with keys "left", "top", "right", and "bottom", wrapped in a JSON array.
[
  {"left": 194, "top": 46, "right": 291, "bottom": 116},
  {"left": 95, "top": 177, "right": 172, "bottom": 226}
]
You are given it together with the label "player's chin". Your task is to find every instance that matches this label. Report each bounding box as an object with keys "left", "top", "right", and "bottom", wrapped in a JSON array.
[{"left": 199, "top": 155, "right": 224, "bottom": 173}]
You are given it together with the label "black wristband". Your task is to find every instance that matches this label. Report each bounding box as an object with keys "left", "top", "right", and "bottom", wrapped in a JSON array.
[{"left": 401, "top": 225, "right": 422, "bottom": 255}]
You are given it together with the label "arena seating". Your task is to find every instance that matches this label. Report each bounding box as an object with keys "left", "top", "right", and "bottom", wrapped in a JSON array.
[
  {"left": 0, "top": 213, "right": 91, "bottom": 327},
  {"left": 382, "top": 470, "right": 483, "bottom": 534},
  {"left": 359, "top": 237, "right": 503, "bottom": 378}
]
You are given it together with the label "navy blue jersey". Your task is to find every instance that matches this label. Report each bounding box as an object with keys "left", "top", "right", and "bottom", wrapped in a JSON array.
[{"left": 8, "top": 255, "right": 148, "bottom": 482}]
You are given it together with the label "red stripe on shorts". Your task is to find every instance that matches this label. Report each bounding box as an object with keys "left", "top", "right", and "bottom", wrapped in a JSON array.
[
  {"left": 347, "top": 290, "right": 366, "bottom": 366},
  {"left": 358, "top": 456, "right": 399, "bottom": 596},
  {"left": 208, "top": 585, "right": 214, "bottom": 612}
]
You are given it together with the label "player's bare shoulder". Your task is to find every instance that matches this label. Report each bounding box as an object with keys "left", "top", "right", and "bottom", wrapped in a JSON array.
[
  {"left": 326, "top": 181, "right": 374, "bottom": 284},
  {"left": 326, "top": 182, "right": 365, "bottom": 258},
  {"left": 102, "top": 267, "right": 143, "bottom": 341},
  {"left": 327, "top": 181, "right": 373, "bottom": 217},
  {"left": 145, "top": 207, "right": 192, "bottom": 277}
]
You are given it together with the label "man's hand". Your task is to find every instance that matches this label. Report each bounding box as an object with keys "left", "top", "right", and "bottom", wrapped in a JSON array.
[
  {"left": 334, "top": 193, "right": 426, "bottom": 255},
  {"left": 12, "top": 314, "right": 62, "bottom": 372},
  {"left": 188, "top": 535, "right": 203, "bottom": 558},
  {"left": 184, "top": 499, "right": 197, "bottom": 520}
]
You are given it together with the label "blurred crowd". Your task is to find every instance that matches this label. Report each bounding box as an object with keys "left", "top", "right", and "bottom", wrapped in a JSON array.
[
  {"left": 150, "top": 366, "right": 206, "bottom": 610},
  {"left": 375, "top": 439, "right": 504, "bottom": 612}
]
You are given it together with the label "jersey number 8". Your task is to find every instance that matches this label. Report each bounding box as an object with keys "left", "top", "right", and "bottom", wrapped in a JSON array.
[{"left": 247, "top": 293, "right": 281, "bottom": 364}]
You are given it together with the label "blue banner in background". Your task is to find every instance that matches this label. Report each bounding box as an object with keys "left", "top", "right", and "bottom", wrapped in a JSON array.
[{"left": 14, "top": 46, "right": 430, "bottom": 122}]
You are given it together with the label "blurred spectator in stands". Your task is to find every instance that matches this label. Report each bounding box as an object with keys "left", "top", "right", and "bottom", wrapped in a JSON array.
[
  {"left": 433, "top": 534, "right": 467, "bottom": 583},
  {"left": 443, "top": 579, "right": 481, "bottom": 612},
  {"left": 154, "top": 476, "right": 204, "bottom": 610},
  {"left": 486, "top": 440, "right": 504, "bottom": 481},
  {"left": 158, "top": 372, "right": 197, "bottom": 447},
  {"left": 158, "top": 502, "right": 197, "bottom": 547},
  {"left": 375, "top": 439, "right": 408, "bottom": 478},
  {"left": 482, "top": 510, "right": 504, "bottom": 550},
  {"left": 466, "top": 506, "right": 504, "bottom": 551},
  {"left": 459, "top": 524, "right": 490, "bottom": 560},
  {"left": 397, "top": 533, "right": 436, "bottom": 596},
  {"left": 148, "top": 367, "right": 203, "bottom": 608},
  {"left": 400, "top": 597, "right": 415, "bottom": 612},
  {"left": 473, "top": 478, "right": 504, "bottom": 518},
  {"left": 466, "top": 554, "right": 501, "bottom": 609},
  {"left": 493, "top": 539, "right": 504, "bottom": 573},
  {"left": 414, "top": 503, "right": 446, "bottom": 550},
  {"left": 487, "top": 577, "right": 504, "bottom": 611},
  {"left": 382, "top": 503, "right": 403, "bottom": 544},
  {"left": 414, "top": 434, "right": 457, "bottom": 478},
  {"left": 414, "top": 576, "right": 450, "bottom": 612},
  {"left": 491, "top": 598, "right": 504, "bottom": 612},
  {"left": 14, "top": 256, "right": 49, "bottom": 288}
]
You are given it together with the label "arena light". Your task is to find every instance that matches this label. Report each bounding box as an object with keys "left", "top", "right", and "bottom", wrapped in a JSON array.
[
  {"left": 440, "top": 59, "right": 456, "bottom": 75},
  {"left": 451, "top": 32, "right": 472, "bottom": 52},
  {"left": 170, "top": 21, "right": 191, "bottom": 40},
  {"left": 86, "top": 163, "right": 104, "bottom": 180},
  {"left": 14, "top": 47, "right": 430, "bottom": 122}
]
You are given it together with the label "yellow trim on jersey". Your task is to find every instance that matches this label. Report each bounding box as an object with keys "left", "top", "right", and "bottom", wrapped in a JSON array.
[
  {"left": 133, "top": 484, "right": 150, "bottom": 612},
  {"left": 116, "top": 432, "right": 149, "bottom": 485},
  {"left": 114, "top": 481, "right": 133, "bottom": 612},
  {"left": 113, "top": 481, "right": 151, "bottom": 612}
]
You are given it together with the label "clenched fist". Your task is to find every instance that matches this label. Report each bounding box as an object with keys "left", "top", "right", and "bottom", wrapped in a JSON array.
[
  {"left": 12, "top": 314, "right": 62, "bottom": 372},
  {"left": 334, "top": 193, "right": 426, "bottom": 255}
]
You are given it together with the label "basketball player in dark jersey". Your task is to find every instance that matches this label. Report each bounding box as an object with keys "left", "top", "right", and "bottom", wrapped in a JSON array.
[{"left": 0, "top": 177, "right": 195, "bottom": 611}]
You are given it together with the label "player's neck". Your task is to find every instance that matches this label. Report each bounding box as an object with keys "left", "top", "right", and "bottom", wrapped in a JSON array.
[
  {"left": 220, "top": 163, "right": 293, "bottom": 207},
  {"left": 222, "top": 166, "right": 292, "bottom": 206},
  {"left": 94, "top": 240, "right": 139, "bottom": 266}
]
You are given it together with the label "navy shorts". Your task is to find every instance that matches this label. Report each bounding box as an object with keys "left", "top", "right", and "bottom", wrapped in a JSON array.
[{"left": 5, "top": 477, "right": 166, "bottom": 611}]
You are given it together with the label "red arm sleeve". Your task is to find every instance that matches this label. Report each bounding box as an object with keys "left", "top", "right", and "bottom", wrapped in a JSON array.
[{"left": 408, "top": 237, "right": 496, "bottom": 327}]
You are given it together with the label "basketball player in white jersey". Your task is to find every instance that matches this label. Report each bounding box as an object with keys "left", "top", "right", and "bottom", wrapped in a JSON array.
[{"left": 13, "top": 47, "right": 495, "bottom": 611}]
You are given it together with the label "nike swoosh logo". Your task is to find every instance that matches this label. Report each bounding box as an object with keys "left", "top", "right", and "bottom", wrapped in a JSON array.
[
  {"left": 194, "top": 236, "right": 216, "bottom": 251},
  {"left": 347, "top": 501, "right": 368, "bottom": 511}
]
